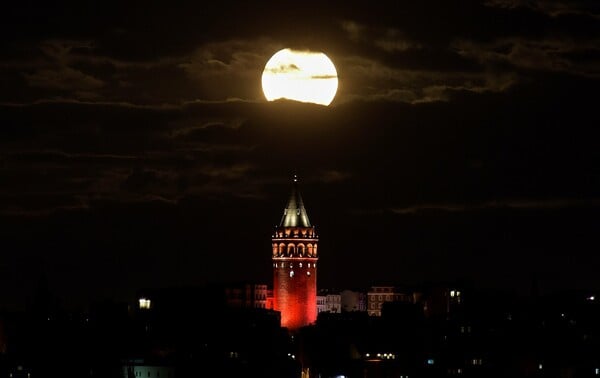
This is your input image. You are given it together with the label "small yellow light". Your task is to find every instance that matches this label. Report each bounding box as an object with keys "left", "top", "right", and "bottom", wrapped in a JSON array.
[{"left": 139, "top": 298, "right": 151, "bottom": 309}]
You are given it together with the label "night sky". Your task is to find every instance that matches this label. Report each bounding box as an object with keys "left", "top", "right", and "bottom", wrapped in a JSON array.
[{"left": 0, "top": 1, "right": 598, "bottom": 311}]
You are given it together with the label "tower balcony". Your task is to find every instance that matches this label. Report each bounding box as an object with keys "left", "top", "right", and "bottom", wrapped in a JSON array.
[{"left": 272, "top": 226, "right": 318, "bottom": 239}]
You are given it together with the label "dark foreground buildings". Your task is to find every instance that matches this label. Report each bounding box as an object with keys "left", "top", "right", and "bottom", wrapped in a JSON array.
[
  {"left": 1, "top": 280, "right": 599, "bottom": 378},
  {"left": 299, "top": 286, "right": 600, "bottom": 378}
]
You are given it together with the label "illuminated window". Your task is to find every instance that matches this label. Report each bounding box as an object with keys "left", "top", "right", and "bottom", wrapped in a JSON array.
[
  {"left": 308, "top": 263, "right": 311, "bottom": 268},
  {"left": 307, "top": 271, "right": 311, "bottom": 276},
  {"left": 139, "top": 298, "right": 151, "bottom": 310},
  {"left": 290, "top": 270, "right": 294, "bottom": 278},
  {"left": 299, "top": 263, "right": 302, "bottom": 268}
]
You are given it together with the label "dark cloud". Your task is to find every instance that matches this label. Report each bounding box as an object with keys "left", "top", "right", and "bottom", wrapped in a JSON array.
[
  {"left": 389, "top": 198, "right": 600, "bottom": 215},
  {"left": 484, "top": 0, "right": 600, "bottom": 17},
  {"left": 1, "top": 77, "right": 596, "bottom": 213},
  {"left": 453, "top": 37, "right": 600, "bottom": 77},
  {"left": 24, "top": 67, "right": 104, "bottom": 91},
  {"left": 265, "top": 64, "right": 301, "bottom": 74},
  {"left": 2, "top": 0, "right": 597, "bottom": 105}
]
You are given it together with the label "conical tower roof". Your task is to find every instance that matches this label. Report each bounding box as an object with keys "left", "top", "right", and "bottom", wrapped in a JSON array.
[{"left": 279, "top": 175, "right": 311, "bottom": 228}]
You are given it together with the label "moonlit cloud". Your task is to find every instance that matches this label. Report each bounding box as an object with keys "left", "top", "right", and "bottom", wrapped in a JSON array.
[
  {"left": 453, "top": 38, "right": 600, "bottom": 78},
  {"left": 179, "top": 40, "right": 281, "bottom": 102},
  {"left": 484, "top": 0, "right": 600, "bottom": 17},
  {"left": 265, "top": 64, "right": 301, "bottom": 74},
  {"left": 340, "top": 20, "right": 365, "bottom": 42},
  {"left": 340, "top": 20, "right": 421, "bottom": 52},
  {"left": 319, "top": 170, "right": 352, "bottom": 183},
  {"left": 336, "top": 55, "right": 516, "bottom": 103},
  {"left": 389, "top": 198, "right": 600, "bottom": 215},
  {"left": 24, "top": 67, "right": 105, "bottom": 91}
]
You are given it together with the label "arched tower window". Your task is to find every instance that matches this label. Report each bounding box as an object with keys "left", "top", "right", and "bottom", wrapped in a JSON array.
[
  {"left": 287, "top": 244, "right": 295, "bottom": 254},
  {"left": 279, "top": 243, "right": 285, "bottom": 255},
  {"left": 272, "top": 244, "right": 278, "bottom": 255},
  {"left": 307, "top": 244, "right": 313, "bottom": 256},
  {"left": 297, "top": 244, "right": 305, "bottom": 256}
]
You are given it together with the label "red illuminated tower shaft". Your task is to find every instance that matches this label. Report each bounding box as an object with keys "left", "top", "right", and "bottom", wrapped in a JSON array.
[{"left": 272, "top": 176, "right": 318, "bottom": 331}]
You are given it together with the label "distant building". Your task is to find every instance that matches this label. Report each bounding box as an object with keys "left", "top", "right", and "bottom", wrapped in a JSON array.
[
  {"left": 341, "top": 289, "right": 367, "bottom": 312},
  {"left": 421, "top": 285, "right": 464, "bottom": 319},
  {"left": 367, "top": 286, "right": 415, "bottom": 316},
  {"left": 272, "top": 176, "right": 318, "bottom": 331},
  {"left": 317, "top": 290, "right": 342, "bottom": 313},
  {"left": 317, "top": 294, "right": 327, "bottom": 314},
  {"left": 122, "top": 359, "right": 175, "bottom": 378},
  {"left": 224, "top": 282, "right": 268, "bottom": 309},
  {"left": 326, "top": 294, "right": 341, "bottom": 313}
]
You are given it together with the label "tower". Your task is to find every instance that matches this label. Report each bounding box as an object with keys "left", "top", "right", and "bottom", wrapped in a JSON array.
[{"left": 272, "top": 175, "right": 318, "bottom": 330}]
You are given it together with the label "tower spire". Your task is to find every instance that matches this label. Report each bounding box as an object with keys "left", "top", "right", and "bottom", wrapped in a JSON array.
[{"left": 279, "top": 174, "right": 311, "bottom": 227}]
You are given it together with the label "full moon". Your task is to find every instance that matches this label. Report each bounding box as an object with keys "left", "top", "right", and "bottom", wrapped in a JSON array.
[{"left": 261, "top": 48, "right": 338, "bottom": 106}]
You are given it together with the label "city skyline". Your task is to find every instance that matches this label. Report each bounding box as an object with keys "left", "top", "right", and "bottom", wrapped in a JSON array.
[{"left": 0, "top": 1, "right": 598, "bottom": 311}]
